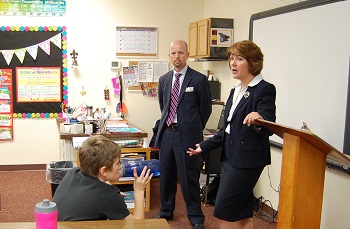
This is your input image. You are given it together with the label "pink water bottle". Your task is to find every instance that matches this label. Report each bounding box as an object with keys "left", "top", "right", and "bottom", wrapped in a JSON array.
[{"left": 35, "top": 199, "right": 58, "bottom": 229}]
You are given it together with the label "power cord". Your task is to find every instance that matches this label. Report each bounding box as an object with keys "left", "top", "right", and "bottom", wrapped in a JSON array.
[
  {"left": 253, "top": 165, "right": 280, "bottom": 224},
  {"left": 267, "top": 165, "right": 280, "bottom": 193},
  {"left": 253, "top": 196, "right": 278, "bottom": 224}
]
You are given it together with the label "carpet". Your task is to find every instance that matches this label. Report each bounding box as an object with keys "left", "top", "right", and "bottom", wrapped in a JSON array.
[{"left": 0, "top": 170, "right": 276, "bottom": 229}]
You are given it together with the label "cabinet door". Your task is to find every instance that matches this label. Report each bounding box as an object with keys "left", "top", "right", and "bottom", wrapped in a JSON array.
[
  {"left": 197, "top": 19, "right": 209, "bottom": 57},
  {"left": 189, "top": 22, "right": 198, "bottom": 57}
]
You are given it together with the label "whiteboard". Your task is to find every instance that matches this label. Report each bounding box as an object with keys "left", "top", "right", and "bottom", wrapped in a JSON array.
[{"left": 250, "top": 0, "right": 350, "bottom": 153}]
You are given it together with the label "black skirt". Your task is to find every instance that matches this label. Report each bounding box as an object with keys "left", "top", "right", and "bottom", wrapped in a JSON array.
[{"left": 213, "top": 137, "right": 263, "bottom": 222}]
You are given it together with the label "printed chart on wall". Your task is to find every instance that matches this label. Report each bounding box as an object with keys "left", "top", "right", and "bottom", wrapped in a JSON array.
[
  {"left": 0, "top": 0, "right": 67, "bottom": 16},
  {"left": 16, "top": 67, "right": 61, "bottom": 103},
  {"left": 0, "top": 69, "right": 13, "bottom": 141}
]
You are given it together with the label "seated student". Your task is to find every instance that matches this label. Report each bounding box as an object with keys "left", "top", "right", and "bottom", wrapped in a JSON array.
[{"left": 52, "top": 135, "right": 153, "bottom": 221}]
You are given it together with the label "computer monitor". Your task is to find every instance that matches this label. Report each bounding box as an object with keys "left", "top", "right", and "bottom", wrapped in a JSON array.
[{"left": 208, "top": 81, "right": 221, "bottom": 101}]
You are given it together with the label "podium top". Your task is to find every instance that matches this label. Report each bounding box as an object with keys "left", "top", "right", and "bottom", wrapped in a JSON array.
[{"left": 256, "top": 119, "right": 350, "bottom": 168}]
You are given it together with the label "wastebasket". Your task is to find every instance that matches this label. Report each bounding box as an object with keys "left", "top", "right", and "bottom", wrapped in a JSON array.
[{"left": 46, "top": 161, "right": 75, "bottom": 197}]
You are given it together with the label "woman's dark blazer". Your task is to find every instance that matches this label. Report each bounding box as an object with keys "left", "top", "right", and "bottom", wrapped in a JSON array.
[{"left": 200, "top": 79, "right": 276, "bottom": 168}]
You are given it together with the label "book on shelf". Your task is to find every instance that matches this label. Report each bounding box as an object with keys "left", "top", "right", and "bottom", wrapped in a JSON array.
[
  {"left": 120, "top": 153, "right": 146, "bottom": 164},
  {"left": 113, "top": 139, "right": 140, "bottom": 147},
  {"left": 119, "top": 176, "right": 135, "bottom": 181},
  {"left": 120, "top": 155, "right": 144, "bottom": 165},
  {"left": 121, "top": 153, "right": 139, "bottom": 157},
  {"left": 125, "top": 201, "right": 146, "bottom": 209},
  {"left": 122, "top": 191, "right": 146, "bottom": 208},
  {"left": 121, "top": 153, "right": 145, "bottom": 159},
  {"left": 123, "top": 191, "right": 135, "bottom": 203},
  {"left": 107, "top": 127, "right": 141, "bottom": 133}
]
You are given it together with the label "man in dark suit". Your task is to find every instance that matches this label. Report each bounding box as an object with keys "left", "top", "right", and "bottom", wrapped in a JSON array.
[{"left": 154, "top": 39, "right": 212, "bottom": 229}]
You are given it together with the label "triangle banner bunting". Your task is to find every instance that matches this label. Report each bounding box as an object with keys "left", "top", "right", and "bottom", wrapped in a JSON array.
[
  {"left": 26, "top": 45, "right": 39, "bottom": 60},
  {"left": 0, "top": 32, "right": 63, "bottom": 66},
  {"left": 15, "top": 48, "right": 27, "bottom": 64},
  {"left": 2, "top": 50, "right": 15, "bottom": 65},
  {"left": 38, "top": 39, "right": 51, "bottom": 56},
  {"left": 51, "top": 33, "right": 62, "bottom": 49}
]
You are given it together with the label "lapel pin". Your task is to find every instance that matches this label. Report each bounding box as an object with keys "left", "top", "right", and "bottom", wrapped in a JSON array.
[{"left": 244, "top": 91, "right": 250, "bottom": 99}]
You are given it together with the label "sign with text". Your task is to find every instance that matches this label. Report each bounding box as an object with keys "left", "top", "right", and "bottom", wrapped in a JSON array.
[{"left": 16, "top": 67, "right": 61, "bottom": 103}]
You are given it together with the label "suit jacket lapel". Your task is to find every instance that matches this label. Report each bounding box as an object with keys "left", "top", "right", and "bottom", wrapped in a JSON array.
[
  {"left": 224, "top": 88, "right": 234, "bottom": 124},
  {"left": 165, "top": 72, "right": 174, "bottom": 110},
  {"left": 178, "top": 67, "right": 193, "bottom": 102},
  {"left": 231, "top": 87, "right": 253, "bottom": 119}
]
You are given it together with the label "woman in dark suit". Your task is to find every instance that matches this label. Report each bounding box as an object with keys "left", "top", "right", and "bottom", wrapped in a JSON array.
[{"left": 188, "top": 40, "right": 276, "bottom": 229}]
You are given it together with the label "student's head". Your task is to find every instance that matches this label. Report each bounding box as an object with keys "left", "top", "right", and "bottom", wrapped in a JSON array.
[
  {"left": 169, "top": 39, "right": 189, "bottom": 72},
  {"left": 227, "top": 40, "right": 264, "bottom": 76},
  {"left": 79, "top": 135, "right": 122, "bottom": 178}
]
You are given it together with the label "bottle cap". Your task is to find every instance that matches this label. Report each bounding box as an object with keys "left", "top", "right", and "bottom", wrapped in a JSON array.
[{"left": 35, "top": 199, "right": 57, "bottom": 213}]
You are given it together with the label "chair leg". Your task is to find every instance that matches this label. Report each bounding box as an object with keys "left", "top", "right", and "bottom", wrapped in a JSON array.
[{"left": 203, "top": 185, "right": 209, "bottom": 206}]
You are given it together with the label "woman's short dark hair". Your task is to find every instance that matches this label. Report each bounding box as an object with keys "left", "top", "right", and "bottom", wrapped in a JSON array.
[
  {"left": 227, "top": 40, "right": 264, "bottom": 76},
  {"left": 79, "top": 135, "right": 121, "bottom": 177}
]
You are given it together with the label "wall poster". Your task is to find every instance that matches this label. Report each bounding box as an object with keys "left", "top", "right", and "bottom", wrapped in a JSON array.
[
  {"left": 0, "top": 69, "right": 13, "bottom": 140},
  {"left": 16, "top": 67, "right": 61, "bottom": 103},
  {"left": 0, "top": 0, "right": 66, "bottom": 16}
]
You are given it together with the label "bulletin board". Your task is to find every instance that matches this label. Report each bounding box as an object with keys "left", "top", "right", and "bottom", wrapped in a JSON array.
[
  {"left": 0, "top": 26, "right": 67, "bottom": 119},
  {"left": 125, "top": 61, "right": 169, "bottom": 94},
  {"left": 116, "top": 27, "right": 158, "bottom": 57}
]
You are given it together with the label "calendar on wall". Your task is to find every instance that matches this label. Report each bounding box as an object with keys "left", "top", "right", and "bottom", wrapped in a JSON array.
[{"left": 116, "top": 27, "right": 157, "bottom": 57}]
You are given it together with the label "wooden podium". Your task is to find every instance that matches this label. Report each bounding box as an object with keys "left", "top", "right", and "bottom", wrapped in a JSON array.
[{"left": 256, "top": 119, "right": 350, "bottom": 229}]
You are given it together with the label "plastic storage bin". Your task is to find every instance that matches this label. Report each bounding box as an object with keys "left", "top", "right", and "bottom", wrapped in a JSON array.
[{"left": 46, "top": 161, "right": 75, "bottom": 197}]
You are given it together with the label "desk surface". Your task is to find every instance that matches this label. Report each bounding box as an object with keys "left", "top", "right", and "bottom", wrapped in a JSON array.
[
  {"left": 60, "top": 120, "right": 148, "bottom": 140},
  {"left": 60, "top": 132, "right": 148, "bottom": 140},
  {"left": 0, "top": 219, "right": 170, "bottom": 229}
]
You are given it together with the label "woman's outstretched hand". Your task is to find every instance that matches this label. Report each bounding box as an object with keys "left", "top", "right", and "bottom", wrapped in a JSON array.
[{"left": 187, "top": 144, "right": 203, "bottom": 156}]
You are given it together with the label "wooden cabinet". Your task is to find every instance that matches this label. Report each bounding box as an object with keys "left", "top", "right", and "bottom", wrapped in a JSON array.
[
  {"left": 188, "top": 18, "right": 234, "bottom": 60},
  {"left": 189, "top": 19, "right": 209, "bottom": 57}
]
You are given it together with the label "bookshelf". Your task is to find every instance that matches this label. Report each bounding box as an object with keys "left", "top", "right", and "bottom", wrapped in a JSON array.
[
  {"left": 60, "top": 129, "right": 151, "bottom": 212},
  {"left": 112, "top": 147, "right": 151, "bottom": 212}
]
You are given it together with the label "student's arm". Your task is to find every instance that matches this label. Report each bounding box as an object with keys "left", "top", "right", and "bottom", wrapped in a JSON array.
[{"left": 124, "top": 167, "right": 153, "bottom": 220}]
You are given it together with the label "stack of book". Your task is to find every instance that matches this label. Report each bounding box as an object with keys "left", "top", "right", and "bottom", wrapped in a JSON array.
[
  {"left": 123, "top": 191, "right": 146, "bottom": 208},
  {"left": 123, "top": 191, "right": 135, "bottom": 208},
  {"left": 120, "top": 153, "right": 145, "bottom": 163}
]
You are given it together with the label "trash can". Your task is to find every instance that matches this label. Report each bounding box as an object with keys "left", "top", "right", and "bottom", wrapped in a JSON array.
[{"left": 46, "top": 161, "right": 75, "bottom": 197}]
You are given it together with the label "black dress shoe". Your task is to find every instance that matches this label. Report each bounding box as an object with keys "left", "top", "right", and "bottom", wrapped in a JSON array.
[
  {"left": 154, "top": 213, "right": 174, "bottom": 220},
  {"left": 193, "top": 223, "right": 204, "bottom": 229}
]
